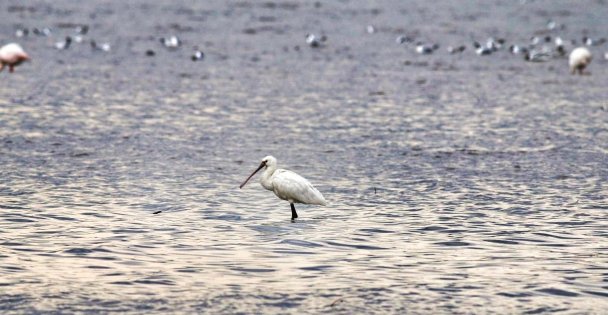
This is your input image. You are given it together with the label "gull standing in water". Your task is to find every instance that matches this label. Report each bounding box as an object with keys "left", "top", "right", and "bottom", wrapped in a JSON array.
[{"left": 240, "top": 156, "right": 327, "bottom": 220}]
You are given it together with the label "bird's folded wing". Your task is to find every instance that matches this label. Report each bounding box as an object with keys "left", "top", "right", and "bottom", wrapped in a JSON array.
[{"left": 273, "top": 170, "right": 327, "bottom": 205}]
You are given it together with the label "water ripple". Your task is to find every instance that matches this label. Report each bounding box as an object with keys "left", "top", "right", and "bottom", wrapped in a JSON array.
[{"left": 1, "top": 0, "right": 607, "bottom": 314}]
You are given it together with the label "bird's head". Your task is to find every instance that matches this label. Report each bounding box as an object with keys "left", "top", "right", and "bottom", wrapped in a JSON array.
[
  {"left": 20, "top": 52, "right": 30, "bottom": 62},
  {"left": 261, "top": 155, "right": 277, "bottom": 169},
  {"left": 239, "top": 155, "right": 277, "bottom": 189},
  {"left": 11, "top": 52, "right": 31, "bottom": 67}
]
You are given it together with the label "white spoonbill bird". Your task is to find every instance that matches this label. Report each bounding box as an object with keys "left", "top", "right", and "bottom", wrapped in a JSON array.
[
  {"left": 239, "top": 156, "right": 327, "bottom": 220},
  {"left": 569, "top": 47, "right": 592, "bottom": 75},
  {"left": 0, "top": 43, "right": 30, "bottom": 73}
]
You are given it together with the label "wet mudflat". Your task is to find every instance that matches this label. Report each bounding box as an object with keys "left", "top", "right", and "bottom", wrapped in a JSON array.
[{"left": 1, "top": 0, "right": 607, "bottom": 313}]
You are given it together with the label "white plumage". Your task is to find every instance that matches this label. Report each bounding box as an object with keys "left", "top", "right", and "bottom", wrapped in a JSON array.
[
  {"left": 268, "top": 169, "right": 327, "bottom": 205},
  {"left": 569, "top": 47, "right": 592, "bottom": 75},
  {"left": 0, "top": 43, "right": 30, "bottom": 73},
  {"left": 240, "top": 156, "right": 327, "bottom": 220}
]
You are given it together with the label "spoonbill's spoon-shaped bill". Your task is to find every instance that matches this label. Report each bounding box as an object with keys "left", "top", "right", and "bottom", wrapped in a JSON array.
[{"left": 240, "top": 160, "right": 266, "bottom": 189}]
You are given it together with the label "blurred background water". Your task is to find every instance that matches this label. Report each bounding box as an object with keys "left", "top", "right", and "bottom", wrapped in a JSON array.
[{"left": 1, "top": 0, "right": 607, "bottom": 313}]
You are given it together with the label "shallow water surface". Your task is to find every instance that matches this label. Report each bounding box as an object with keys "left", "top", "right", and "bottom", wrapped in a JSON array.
[{"left": 1, "top": 0, "right": 608, "bottom": 313}]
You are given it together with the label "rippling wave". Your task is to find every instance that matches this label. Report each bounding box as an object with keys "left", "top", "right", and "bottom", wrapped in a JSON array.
[{"left": 1, "top": 0, "right": 608, "bottom": 313}]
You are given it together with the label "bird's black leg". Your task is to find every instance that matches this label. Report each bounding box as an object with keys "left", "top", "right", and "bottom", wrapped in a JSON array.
[{"left": 290, "top": 203, "right": 298, "bottom": 220}]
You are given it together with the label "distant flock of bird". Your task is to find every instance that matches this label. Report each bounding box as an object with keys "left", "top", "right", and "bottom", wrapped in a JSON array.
[
  {"left": 0, "top": 24, "right": 206, "bottom": 73},
  {"left": 310, "top": 20, "right": 603, "bottom": 75},
  {"left": 0, "top": 19, "right": 605, "bottom": 75}
]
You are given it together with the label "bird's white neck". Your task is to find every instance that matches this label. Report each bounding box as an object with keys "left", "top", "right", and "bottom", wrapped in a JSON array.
[{"left": 260, "top": 164, "right": 277, "bottom": 191}]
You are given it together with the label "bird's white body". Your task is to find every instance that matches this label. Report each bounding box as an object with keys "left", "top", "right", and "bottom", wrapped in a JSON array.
[
  {"left": 0, "top": 43, "right": 26, "bottom": 63},
  {"left": 305, "top": 34, "right": 321, "bottom": 47},
  {"left": 569, "top": 47, "right": 592, "bottom": 74},
  {"left": 260, "top": 164, "right": 327, "bottom": 206},
  {"left": 0, "top": 43, "right": 30, "bottom": 73},
  {"left": 416, "top": 44, "right": 436, "bottom": 55},
  {"left": 54, "top": 37, "right": 71, "bottom": 50},
  {"left": 240, "top": 156, "right": 326, "bottom": 220}
]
